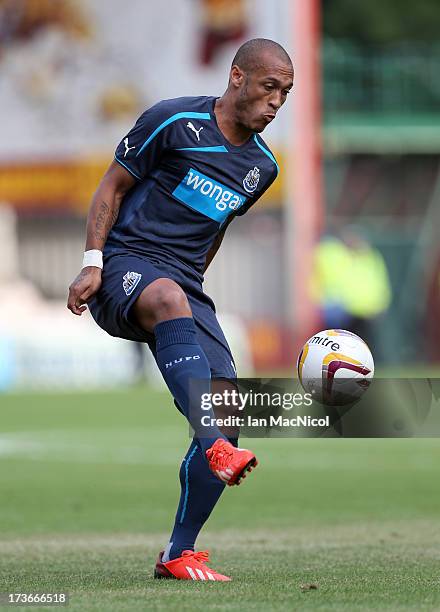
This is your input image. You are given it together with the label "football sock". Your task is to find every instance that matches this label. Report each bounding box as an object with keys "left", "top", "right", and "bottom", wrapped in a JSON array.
[
  {"left": 162, "top": 436, "right": 238, "bottom": 562},
  {"left": 154, "top": 317, "right": 226, "bottom": 453}
]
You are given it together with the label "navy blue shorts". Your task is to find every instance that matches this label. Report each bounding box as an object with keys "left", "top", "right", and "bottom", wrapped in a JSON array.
[{"left": 88, "top": 253, "right": 236, "bottom": 379}]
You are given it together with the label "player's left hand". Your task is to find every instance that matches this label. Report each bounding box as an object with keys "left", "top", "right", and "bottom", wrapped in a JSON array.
[{"left": 67, "top": 267, "right": 102, "bottom": 316}]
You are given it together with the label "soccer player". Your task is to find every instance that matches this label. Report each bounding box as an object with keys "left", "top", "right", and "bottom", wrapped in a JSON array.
[{"left": 67, "top": 38, "right": 293, "bottom": 581}]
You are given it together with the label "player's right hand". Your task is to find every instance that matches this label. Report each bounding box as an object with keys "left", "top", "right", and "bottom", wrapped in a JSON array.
[{"left": 67, "top": 267, "right": 102, "bottom": 316}]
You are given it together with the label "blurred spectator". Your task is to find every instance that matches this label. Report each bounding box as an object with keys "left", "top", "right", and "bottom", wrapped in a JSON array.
[
  {"left": 98, "top": 84, "right": 142, "bottom": 122},
  {"left": 0, "top": 0, "right": 90, "bottom": 47},
  {"left": 198, "top": 0, "right": 247, "bottom": 65},
  {"left": 310, "top": 228, "right": 392, "bottom": 357}
]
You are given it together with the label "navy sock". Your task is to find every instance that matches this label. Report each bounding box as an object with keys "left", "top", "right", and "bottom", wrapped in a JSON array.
[
  {"left": 163, "top": 437, "right": 238, "bottom": 561},
  {"left": 154, "top": 317, "right": 226, "bottom": 453}
]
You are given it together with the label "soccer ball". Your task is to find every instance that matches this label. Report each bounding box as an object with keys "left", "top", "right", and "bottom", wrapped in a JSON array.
[{"left": 297, "top": 329, "right": 374, "bottom": 405}]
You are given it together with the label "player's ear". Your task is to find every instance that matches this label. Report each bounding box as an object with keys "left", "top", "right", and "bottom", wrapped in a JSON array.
[{"left": 230, "top": 65, "right": 245, "bottom": 88}]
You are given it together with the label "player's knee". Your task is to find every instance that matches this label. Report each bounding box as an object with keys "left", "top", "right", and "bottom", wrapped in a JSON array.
[
  {"left": 152, "top": 284, "right": 190, "bottom": 317},
  {"left": 134, "top": 279, "right": 191, "bottom": 330}
]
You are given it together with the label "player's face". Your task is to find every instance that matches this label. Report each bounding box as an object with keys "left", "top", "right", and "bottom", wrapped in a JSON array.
[{"left": 233, "top": 55, "right": 294, "bottom": 132}]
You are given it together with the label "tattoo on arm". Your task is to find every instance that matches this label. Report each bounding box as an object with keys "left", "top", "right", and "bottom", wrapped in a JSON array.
[
  {"left": 92, "top": 201, "right": 115, "bottom": 246},
  {"left": 111, "top": 207, "right": 119, "bottom": 225},
  {"left": 74, "top": 269, "right": 89, "bottom": 285}
]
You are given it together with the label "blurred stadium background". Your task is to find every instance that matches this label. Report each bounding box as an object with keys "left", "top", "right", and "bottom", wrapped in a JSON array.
[
  {"left": 1, "top": 0, "right": 440, "bottom": 390},
  {"left": 2, "top": 2, "right": 440, "bottom": 609}
]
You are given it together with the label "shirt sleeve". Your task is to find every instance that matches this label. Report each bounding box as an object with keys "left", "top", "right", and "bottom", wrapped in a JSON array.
[
  {"left": 235, "top": 166, "right": 278, "bottom": 216},
  {"left": 114, "top": 102, "right": 172, "bottom": 181}
]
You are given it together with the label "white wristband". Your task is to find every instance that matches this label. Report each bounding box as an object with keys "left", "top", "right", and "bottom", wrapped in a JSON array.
[{"left": 82, "top": 250, "right": 103, "bottom": 269}]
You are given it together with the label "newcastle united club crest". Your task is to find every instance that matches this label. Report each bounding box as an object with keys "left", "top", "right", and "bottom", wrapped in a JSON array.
[
  {"left": 243, "top": 166, "right": 260, "bottom": 194},
  {"left": 122, "top": 271, "right": 142, "bottom": 296}
]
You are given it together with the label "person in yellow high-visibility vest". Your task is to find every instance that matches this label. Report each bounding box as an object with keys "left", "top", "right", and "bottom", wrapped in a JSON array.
[{"left": 310, "top": 228, "right": 392, "bottom": 356}]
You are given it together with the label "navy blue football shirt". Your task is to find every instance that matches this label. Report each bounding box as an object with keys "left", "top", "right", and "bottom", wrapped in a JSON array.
[{"left": 106, "top": 95, "right": 279, "bottom": 279}]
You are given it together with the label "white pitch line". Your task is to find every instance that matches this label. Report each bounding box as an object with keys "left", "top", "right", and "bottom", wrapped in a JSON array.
[
  {"left": 0, "top": 431, "right": 182, "bottom": 466},
  {"left": 0, "top": 432, "right": 438, "bottom": 470}
]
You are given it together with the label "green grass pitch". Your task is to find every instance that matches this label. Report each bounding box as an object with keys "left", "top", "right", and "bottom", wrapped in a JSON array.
[{"left": 1, "top": 387, "right": 440, "bottom": 611}]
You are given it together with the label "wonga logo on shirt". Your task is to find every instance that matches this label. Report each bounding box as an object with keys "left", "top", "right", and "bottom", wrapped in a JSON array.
[{"left": 172, "top": 168, "right": 247, "bottom": 224}]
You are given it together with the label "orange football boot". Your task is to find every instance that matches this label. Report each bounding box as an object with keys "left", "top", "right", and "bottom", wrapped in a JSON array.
[
  {"left": 154, "top": 549, "right": 231, "bottom": 581},
  {"left": 205, "top": 438, "right": 258, "bottom": 485}
]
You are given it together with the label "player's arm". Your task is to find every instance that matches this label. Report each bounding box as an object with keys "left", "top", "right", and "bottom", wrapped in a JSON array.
[
  {"left": 67, "top": 161, "right": 135, "bottom": 316},
  {"left": 84, "top": 161, "right": 135, "bottom": 251},
  {"left": 204, "top": 161, "right": 278, "bottom": 272},
  {"left": 203, "top": 215, "right": 235, "bottom": 272},
  {"left": 68, "top": 101, "right": 174, "bottom": 314},
  {"left": 204, "top": 228, "right": 227, "bottom": 273}
]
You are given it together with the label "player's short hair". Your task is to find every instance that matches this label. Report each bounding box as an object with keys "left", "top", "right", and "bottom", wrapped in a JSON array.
[{"left": 231, "top": 38, "right": 292, "bottom": 74}]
